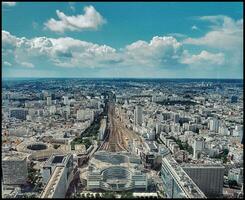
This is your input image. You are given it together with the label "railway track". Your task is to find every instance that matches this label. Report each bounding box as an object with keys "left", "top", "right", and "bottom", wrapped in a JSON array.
[{"left": 99, "top": 103, "right": 128, "bottom": 152}]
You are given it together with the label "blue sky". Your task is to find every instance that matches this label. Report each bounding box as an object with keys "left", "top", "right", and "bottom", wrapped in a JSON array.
[{"left": 2, "top": 2, "right": 243, "bottom": 78}]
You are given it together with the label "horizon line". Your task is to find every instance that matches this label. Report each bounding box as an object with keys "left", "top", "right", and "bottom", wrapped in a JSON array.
[{"left": 2, "top": 77, "right": 243, "bottom": 80}]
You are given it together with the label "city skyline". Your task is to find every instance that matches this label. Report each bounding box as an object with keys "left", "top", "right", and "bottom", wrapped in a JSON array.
[{"left": 2, "top": 2, "right": 243, "bottom": 78}]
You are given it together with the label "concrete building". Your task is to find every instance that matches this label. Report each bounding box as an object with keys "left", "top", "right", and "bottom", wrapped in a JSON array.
[
  {"left": 182, "top": 164, "right": 225, "bottom": 198},
  {"left": 192, "top": 138, "right": 205, "bottom": 159},
  {"left": 63, "top": 96, "right": 69, "bottom": 105},
  {"left": 87, "top": 151, "right": 147, "bottom": 191},
  {"left": 134, "top": 105, "right": 143, "bottom": 127},
  {"left": 209, "top": 118, "right": 220, "bottom": 133},
  {"left": 160, "top": 156, "right": 206, "bottom": 198},
  {"left": 9, "top": 108, "right": 28, "bottom": 120},
  {"left": 47, "top": 96, "right": 52, "bottom": 106},
  {"left": 2, "top": 153, "right": 28, "bottom": 185},
  {"left": 41, "top": 154, "right": 74, "bottom": 198},
  {"left": 228, "top": 168, "right": 243, "bottom": 186}
]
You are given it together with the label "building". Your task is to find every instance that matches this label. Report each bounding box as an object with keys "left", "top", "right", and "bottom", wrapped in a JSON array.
[
  {"left": 172, "top": 113, "right": 180, "bottom": 123},
  {"left": 182, "top": 164, "right": 225, "bottom": 198},
  {"left": 192, "top": 138, "right": 205, "bottom": 159},
  {"left": 87, "top": 151, "right": 148, "bottom": 191},
  {"left": 231, "top": 95, "right": 238, "bottom": 103},
  {"left": 134, "top": 105, "right": 143, "bottom": 126},
  {"left": 63, "top": 96, "right": 69, "bottom": 105},
  {"left": 2, "top": 153, "right": 28, "bottom": 185},
  {"left": 47, "top": 96, "right": 52, "bottom": 106},
  {"left": 41, "top": 154, "right": 74, "bottom": 198},
  {"left": 9, "top": 108, "right": 28, "bottom": 120},
  {"left": 228, "top": 168, "right": 243, "bottom": 186},
  {"left": 209, "top": 118, "right": 220, "bottom": 133},
  {"left": 160, "top": 155, "right": 206, "bottom": 198},
  {"left": 233, "top": 125, "right": 243, "bottom": 137}
]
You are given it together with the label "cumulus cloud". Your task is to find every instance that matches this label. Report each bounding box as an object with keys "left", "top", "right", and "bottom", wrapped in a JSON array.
[
  {"left": 44, "top": 5, "right": 106, "bottom": 33},
  {"left": 2, "top": 2, "right": 16, "bottom": 6},
  {"left": 184, "top": 15, "right": 243, "bottom": 51},
  {"left": 182, "top": 50, "right": 225, "bottom": 66},
  {"left": 2, "top": 30, "right": 117, "bottom": 68},
  {"left": 123, "top": 36, "right": 183, "bottom": 67},
  {"left": 3, "top": 30, "right": 239, "bottom": 72}
]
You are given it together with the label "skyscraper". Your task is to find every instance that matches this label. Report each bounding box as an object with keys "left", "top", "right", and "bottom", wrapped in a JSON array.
[
  {"left": 209, "top": 118, "right": 219, "bottom": 133},
  {"left": 47, "top": 96, "right": 52, "bottom": 106},
  {"left": 134, "top": 105, "right": 143, "bottom": 126},
  {"left": 63, "top": 96, "right": 69, "bottom": 105}
]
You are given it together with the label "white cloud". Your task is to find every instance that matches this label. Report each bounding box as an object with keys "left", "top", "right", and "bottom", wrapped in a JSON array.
[
  {"left": 182, "top": 50, "right": 225, "bottom": 66},
  {"left": 44, "top": 5, "right": 106, "bottom": 33},
  {"left": 3, "top": 30, "right": 239, "bottom": 74},
  {"left": 3, "top": 61, "right": 12, "bottom": 66},
  {"left": 123, "top": 36, "right": 183, "bottom": 67},
  {"left": 20, "top": 62, "right": 34, "bottom": 68},
  {"left": 2, "top": 2, "right": 16, "bottom": 6},
  {"left": 184, "top": 16, "right": 243, "bottom": 51},
  {"left": 191, "top": 25, "right": 199, "bottom": 31},
  {"left": 167, "top": 33, "right": 187, "bottom": 38},
  {"left": 2, "top": 30, "right": 117, "bottom": 68}
]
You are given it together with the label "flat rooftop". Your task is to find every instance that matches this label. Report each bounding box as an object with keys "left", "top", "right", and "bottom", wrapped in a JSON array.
[{"left": 52, "top": 155, "right": 64, "bottom": 164}]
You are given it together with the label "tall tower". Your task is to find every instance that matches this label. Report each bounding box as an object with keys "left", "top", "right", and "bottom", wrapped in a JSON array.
[
  {"left": 47, "top": 96, "right": 52, "bottom": 106},
  {"left": 134, "top": 105, "right": 143, "bottom": 126},
  {"left": 63, "top": 96, "right": 69, "bottom": 105}
]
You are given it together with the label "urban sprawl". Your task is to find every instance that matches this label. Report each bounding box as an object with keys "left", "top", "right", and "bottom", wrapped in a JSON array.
[{"left": 1, "top": 78, "right": 243, "bottom": 198}]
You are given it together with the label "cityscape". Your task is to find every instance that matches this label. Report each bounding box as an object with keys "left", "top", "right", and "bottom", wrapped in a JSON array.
[{"left": 2, "top": 2, "right": 243, "bottom": 199}]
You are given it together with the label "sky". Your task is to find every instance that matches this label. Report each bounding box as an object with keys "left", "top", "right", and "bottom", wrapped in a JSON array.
[{"left": 2, "top": 2, "right": 243, "bottom": 78}]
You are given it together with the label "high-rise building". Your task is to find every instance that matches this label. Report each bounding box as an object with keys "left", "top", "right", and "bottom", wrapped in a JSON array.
[
  {"left": 209, "top": 118, "right": 219, "bottom": 133},
  {"left": 2, "top": 153, "right": 28, "bottom": 185},
  {"left": 47, "top": 96, "right": 52, "bottom": 106},
  {"left": 192, "top": 138, "right": 205, "bottom": 159},
  {"left": 182, "top": 164, "right": 225, "bottom": 198},
  {"left": 41, "top": 154, "right": 73, "bottom": 198},
  {"left": 172, "top": 113, "right": 180, "bottom": 123},
  {"left": 160, "top": 156, "right": 206, "bottom": 198},
  {"left": 63, "top": 96, "right": 69, "bottom": 105},
  {"left": 134, "top": 105, "right": 143, "bottom": 126}
]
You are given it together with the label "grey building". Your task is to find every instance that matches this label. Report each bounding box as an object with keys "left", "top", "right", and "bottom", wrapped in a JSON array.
[
  {"left": 182, "top": 164, "right": 225, "bottom": 198},
  {"left": 160, "top": 156, "right": 206, "bottom": 198},
  {"left": 9, "top": 108, "right": 28, "bottom": 120},
  {"left": 2, "top": 153, "right": 28, "bottom": 185}
]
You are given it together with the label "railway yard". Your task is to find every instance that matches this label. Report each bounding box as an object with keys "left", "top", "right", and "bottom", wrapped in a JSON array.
[{"left": 99, "top": 103, "right": 140, "bottom": 152}]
